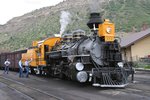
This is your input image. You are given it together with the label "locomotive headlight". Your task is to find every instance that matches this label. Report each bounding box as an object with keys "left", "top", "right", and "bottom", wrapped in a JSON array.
[
  {"left": 76, "top": 71, "right": 88, "bottom": 82},
  {"left": 117, "top": 62, "right": 124, "bottom": 68},
  {"left": 75, "top": 63, "right": 84, "bottom": 71},
  {"left": 106, "top": 27, "right": 111, "bottom": 34}
]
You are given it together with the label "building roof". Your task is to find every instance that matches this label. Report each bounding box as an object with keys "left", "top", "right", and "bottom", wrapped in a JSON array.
[{"left": 120, "top": 28, "right": 150, "bottom": 48}]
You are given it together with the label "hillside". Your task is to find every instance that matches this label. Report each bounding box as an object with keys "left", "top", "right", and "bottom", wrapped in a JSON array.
[{"left": 0, "top": 0, "right": 150, "bottom": 52}]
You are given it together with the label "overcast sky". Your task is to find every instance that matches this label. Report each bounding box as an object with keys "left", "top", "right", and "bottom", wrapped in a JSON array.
[{"left": 0, "top": 0, "right": 64, "bottom": 25}]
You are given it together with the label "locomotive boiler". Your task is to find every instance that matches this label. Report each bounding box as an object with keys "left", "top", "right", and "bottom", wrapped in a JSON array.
[{"left": 46, "top": 13, "right": 134, "bottom": 87}]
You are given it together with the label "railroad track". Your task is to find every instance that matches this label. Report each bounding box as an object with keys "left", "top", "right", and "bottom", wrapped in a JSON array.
[
  {"left": 0, "top": 74, "right": 89, "bottom": 100},
  {"left": 0, "top": 75, "right": 64, "bottom": 100},
  {"left": 0, "top": 71, "right": 150, "bottom": 100}
]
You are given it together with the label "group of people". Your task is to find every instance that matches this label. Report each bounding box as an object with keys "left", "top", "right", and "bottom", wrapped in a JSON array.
[{"left": 4, "top": 58, "right": 32, "bottom": 78}]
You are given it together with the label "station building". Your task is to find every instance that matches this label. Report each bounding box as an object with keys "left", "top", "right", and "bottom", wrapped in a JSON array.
[{"left": 120, "top": 28, "right": 150, "bottom": 61}]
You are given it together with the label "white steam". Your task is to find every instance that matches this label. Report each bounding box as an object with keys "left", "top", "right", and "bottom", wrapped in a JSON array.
[{"left": 60, "top": 11, "right": 71, "bottom": 35}]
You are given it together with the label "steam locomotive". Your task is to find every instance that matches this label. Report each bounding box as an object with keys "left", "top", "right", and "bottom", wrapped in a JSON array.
[
  {"left": 0, "top": 13, "right": 134, "bottom": 87},
  {"left": 45, "top": 13, "right": 134, "bottom": 87}
]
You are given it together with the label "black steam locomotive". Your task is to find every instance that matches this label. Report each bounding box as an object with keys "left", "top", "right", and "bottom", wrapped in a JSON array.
[{"left": 46, "top": 13, "right": 134, "bottom": 87}]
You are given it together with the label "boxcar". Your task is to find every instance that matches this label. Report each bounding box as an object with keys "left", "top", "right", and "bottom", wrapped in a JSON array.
[{"left": 0, "top": 50, "right": 27, "bottom": 71}]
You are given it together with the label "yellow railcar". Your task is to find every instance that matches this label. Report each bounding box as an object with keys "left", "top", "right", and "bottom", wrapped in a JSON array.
[{"left": 21, "top": 37, "right": 61, "bottom": 74}]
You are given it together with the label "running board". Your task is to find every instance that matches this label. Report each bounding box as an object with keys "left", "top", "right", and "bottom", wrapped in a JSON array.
[{"left": 92, "top": 83, "right": 128, "bottom": 87}]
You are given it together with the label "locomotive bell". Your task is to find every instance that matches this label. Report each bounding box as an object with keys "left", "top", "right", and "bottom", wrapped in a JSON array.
[{"left": 87, "top": 13, "right": 103, "bottom": 29}]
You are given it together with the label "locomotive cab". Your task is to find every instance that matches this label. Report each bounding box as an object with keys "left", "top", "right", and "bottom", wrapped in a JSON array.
[{"left": 22, "top": 37, "right": 61, "bottom": 74}]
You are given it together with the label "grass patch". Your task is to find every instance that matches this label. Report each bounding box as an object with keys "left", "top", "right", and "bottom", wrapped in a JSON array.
[{"left": 144, "top": 65, "right": 150, "bottom": 69}]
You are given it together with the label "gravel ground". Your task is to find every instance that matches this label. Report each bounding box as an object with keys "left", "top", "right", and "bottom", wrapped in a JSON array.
[{"left": 0, "top": 70, "right": 150, "bottom": 100}]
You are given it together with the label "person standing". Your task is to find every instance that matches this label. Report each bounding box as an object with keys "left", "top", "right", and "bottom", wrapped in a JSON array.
[
  {"left": 18, "top": 60, "right": 23, "bottom": 78},
  {"left": 25, "top": 58, "right": 32, "bottom": 78},
  {"left": 4, "top": 59, "right": 11, "bottom": 74}
]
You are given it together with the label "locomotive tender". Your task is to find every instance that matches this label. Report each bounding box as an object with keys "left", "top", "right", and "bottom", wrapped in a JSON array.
[{"left": 0, "top": 13, "right": 134, "bottom": 87}]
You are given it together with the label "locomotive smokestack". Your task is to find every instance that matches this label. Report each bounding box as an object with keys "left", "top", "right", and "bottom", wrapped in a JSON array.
[{"left": 87, "top": 13, "right": 103, "bottom": 29}]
